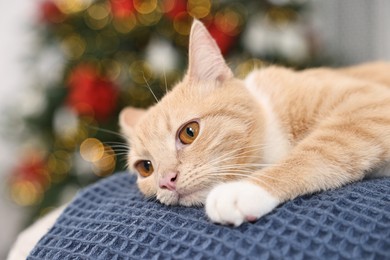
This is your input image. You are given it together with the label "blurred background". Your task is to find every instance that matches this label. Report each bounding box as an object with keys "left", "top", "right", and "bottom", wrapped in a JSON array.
[{"left": 1, "top": 0, "right": 389, "bottom": 257}]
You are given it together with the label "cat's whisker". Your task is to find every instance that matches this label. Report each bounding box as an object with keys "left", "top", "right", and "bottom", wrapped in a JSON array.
[
  {"left": 112, "top": 151, "right": 130, "bottom": 155},
  {"left": 111, "top": 150, "right": 130, "bottom": 154},
  {"left": 191, "top": 153, "right": 265, "bottom": 178},
  {"left": 104, "top": 142, "right": 130, "bottom": 150},
  {"left": 205, "top": 144, "right": 267, "bottom": 166},
  {"left": 205, "top": 151, "right": 268, "bottom": 170},
  {"left": 145, "top": 195, "right": 157, "bottom": 203},
  {"left": 194, "top": 157, "right": 284, "bottom": 185},
  {"left": 112, "top": 152, "right": 130, "bottom": 155},
  {"left": 96, "top": 155, "right": 121, "bottom": 161},
  {"left": 124, "top": 160, "right": 130, "bottom": 169},
  {"left": 118, "top": 156, "right": 129, "bottom": 163},
  {"left": 87, "top": 125, "right": 127, "bottom": 140},
  {"left": 225, "top": 176, "right": 274, "bottom": 192},
  {"left": 142, "top": 72, "right": 159, "bottom": 103},
  {"left": 180, "top": 171, "right": 225, "bottom": 189},
  {"left": 104, "top": 141, "right": 127, "bottom": 144},
  {"left": 163, "top": 69, "right": 168, "bottom": 94},
  {"left": 95, "top": 151, "right": 129, "bottom": 162},
  {"left": 109, "top": 146, "right": 130, "bottom": 150},
  {"left": 211, "top": 170, "right": 289, "bottom": 186},
  {"left": 140, "top": 74, "right": 171, "bottom": 133},
  {"left": 104, "top": 141, "right": 129, "bottom": 146},
  {"left": 209, "top": 172, "right": 282, "bottom": 193},
  {"left": 189, "top": 168, "right": 273, "bottom": 192},
  {"left": 107, "top": 145, "right": 129, "bottom": 150},
  {"left": 111, "top": 148, "right": 130, "bottom": 152},
  {"left": 217, "top": 163, "right": 276, "bottom": 169},
  {"left": 213, "top": 166, "right": 264, "bottom": 173},
  {"left": 210, "top": 156, "right": 272, "bottom": 167}
]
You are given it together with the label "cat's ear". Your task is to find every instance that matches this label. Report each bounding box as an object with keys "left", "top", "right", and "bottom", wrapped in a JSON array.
[
  {"left": 187, "top": 19, "right": 233, "bottom": 82},
  {"left": 119, "top": 107, "right": 146, "bottom": 131}
]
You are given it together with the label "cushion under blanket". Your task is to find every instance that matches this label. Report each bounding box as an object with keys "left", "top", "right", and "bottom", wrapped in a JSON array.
[{"left": 28, "top": 172, "right": 390, "bottom": 259}]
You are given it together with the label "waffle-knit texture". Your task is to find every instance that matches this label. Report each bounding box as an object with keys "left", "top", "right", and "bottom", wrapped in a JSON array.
[{"left": 29, "top": 173, "right": 390, "bottom": 259}]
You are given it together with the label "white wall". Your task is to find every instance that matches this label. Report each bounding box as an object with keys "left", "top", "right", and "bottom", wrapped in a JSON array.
[
  {"left": 312, "top": 0, "right": 390, "bottom": 64},
  {"left": 0, "top": 0, "right": 37, "bottom": 258}
]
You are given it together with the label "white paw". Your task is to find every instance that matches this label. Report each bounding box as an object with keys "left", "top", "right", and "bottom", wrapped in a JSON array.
[{"left": 205, "top": 181, "right": 279, "bottom": 226}]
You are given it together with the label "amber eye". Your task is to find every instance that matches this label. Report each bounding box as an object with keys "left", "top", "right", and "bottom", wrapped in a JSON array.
[
  {"left": 178, "top": 121, "right": 200, "bottom": 145},
  {"left": 135, "top": 160, "right": 154, "bottom": 177}
]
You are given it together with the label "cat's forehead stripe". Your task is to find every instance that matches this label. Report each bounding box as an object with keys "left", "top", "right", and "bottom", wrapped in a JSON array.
[
  {"left": 201, "top": 108, "right": 248, "bottom": 121},
  {"left": 164, "top": 112, "right": 172, "bottom": 132}
]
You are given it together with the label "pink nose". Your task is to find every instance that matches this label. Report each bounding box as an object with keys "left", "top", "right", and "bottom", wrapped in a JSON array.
[{"left": 159, "top": 171, "right": 178, "bottom": 191}]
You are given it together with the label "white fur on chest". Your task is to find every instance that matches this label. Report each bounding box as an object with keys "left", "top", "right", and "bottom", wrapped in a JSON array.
[{"left": 245, "top": 72, "right": 291, "bottom": 164}]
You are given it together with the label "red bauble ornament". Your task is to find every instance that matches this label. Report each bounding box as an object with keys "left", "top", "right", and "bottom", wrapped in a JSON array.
[
  {"left": 12, "top": 152, "right": 48, "bottom": 187},
  {"left": 163, "top": 0, "right": 187, "bottom": 20},
  {"left": 66, "top": 64, "right": 119, "bottom": 122},
  {"left": 110, "top": 0, "right": 135, "bottom": 19},
  {"left": 39, "top": 0, "right": 65, "bottom": 24},
  {"left": 207, "top": 22, "right": 236, "bottom": 55}
]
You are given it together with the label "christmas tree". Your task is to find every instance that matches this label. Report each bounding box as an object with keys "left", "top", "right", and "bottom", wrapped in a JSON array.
[{"left": 9, "top": 0, "right": 325, "bottom": 225}]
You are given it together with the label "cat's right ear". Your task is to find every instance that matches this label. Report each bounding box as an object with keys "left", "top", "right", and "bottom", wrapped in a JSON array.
[
  {"left": 119, "top": 107, "right": 146, "bottom": 133},
  {"left": 187, "top": 19, "right": 233, "bottom": 83}
]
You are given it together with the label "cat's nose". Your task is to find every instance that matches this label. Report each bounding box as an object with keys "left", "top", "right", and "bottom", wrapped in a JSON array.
[{"left": 159, "top": 171, "right": 178, "bottom": 191}]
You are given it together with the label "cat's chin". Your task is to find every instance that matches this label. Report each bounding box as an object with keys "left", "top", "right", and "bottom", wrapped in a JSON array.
[{"left": 157, "top": 190, "right": 207, "bottom": 207}]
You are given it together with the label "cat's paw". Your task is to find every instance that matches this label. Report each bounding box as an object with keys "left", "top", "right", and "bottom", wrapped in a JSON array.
[{"left": 205, "top": 181, "right": 279, "bottom": 226}]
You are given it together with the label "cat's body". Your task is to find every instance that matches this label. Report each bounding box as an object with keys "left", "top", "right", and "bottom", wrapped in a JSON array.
[{"left": 120, "top": 20, "right": 390, "bottom": 226}]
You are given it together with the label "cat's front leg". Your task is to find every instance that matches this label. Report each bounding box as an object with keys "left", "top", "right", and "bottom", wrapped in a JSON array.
[{"left": 205, "top": 181, "right": 279, "bottom": 226}]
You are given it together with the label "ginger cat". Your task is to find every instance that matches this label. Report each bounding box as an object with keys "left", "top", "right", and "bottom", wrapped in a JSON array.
[{"left": 120, "top": 20, "right": 390, "bottom": 226}]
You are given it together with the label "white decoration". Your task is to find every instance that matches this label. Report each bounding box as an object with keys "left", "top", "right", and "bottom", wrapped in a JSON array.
[
  {"left": 20, "top": 89, "right": 46, "bottom": 117},
  {"left": 36, "top": 46, "right": 65, "bottom": 88},
  {"left": 73, "top": 153, "right": 94, "bottom": 180},
  {"left": 243, "top": 16, "right": 309, "bottom": 63},
  {"left": 278, "top": 24, "right": 309, "bottom": 63},
  {"left": 145, "top": 38, "right": 179, "bottom": 74},
  {"left": 53, "top": 106, "right": 79, "bottom": 138},
  {"left": 243, "top": 16, "right": 277, "bottom": 56}
]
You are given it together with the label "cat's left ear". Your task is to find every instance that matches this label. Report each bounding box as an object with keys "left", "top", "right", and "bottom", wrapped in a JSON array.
[
  {"left": 187, "top": 19, "right": 233, "bottom": 82},
  {"left": 119, "top": 107, "right": 146, "bottom": 133}
]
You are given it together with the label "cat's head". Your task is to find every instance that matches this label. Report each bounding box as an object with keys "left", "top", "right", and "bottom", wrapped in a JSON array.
[{"left": 120, "top": 20, "right": 265, "bottom": 206}]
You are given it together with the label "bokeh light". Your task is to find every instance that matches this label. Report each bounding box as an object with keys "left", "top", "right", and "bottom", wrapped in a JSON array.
[
  {"left": 173, "top": 12, "right": 192, "bottom": 35},
  {"left": 85, "top": 3, "right": 110, "bottom": 30},
  {"left": 214, "top": 8, "right": 242, "bottom": 36},
  {"left": 235, "top": 59, "right": 268, "bottom": 78},
  {"left": 112, "top": 14, "right": 137, "bottom": 33},
  {"left": 137, "top": 9, "right": 163, "bottom": 26},
  {"left": 47, "top": 150, "right": 72, "bottom": 183},
  {"left": 11, "top": 181, "right": 44, "bottom": 206},
  {"left": 187, "top": 0, "right": 211, "bottom": 19},
  {"left": 55, "top": 0, "right": 92, "bottom": 14},
  {"left": 129, "top": 60, "right": 153, "bottom": 84},
  {"left": 60, "top": 34, "right": 86, "bottom": 60},
  {"left": 134, "top": 0, "right": 158, "bottom": 14},
  {"left": 92, "top": 145, "right": 116, "bottom": 177},
  {"left": 80, "top": 138, "right": 105, "bottom": 162}
]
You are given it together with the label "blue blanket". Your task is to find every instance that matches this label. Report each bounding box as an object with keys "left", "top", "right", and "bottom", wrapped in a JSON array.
[{"left": 29, "top": 172, "right": 390, "bottom": 259}]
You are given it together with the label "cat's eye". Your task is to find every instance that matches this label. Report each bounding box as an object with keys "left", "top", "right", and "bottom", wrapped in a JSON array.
[
  {"left": 178, "top": 121, "right": 200, "bottom": 145},
  {"left": 135, "top": 160, "right": 154, "bottom": 177}
]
